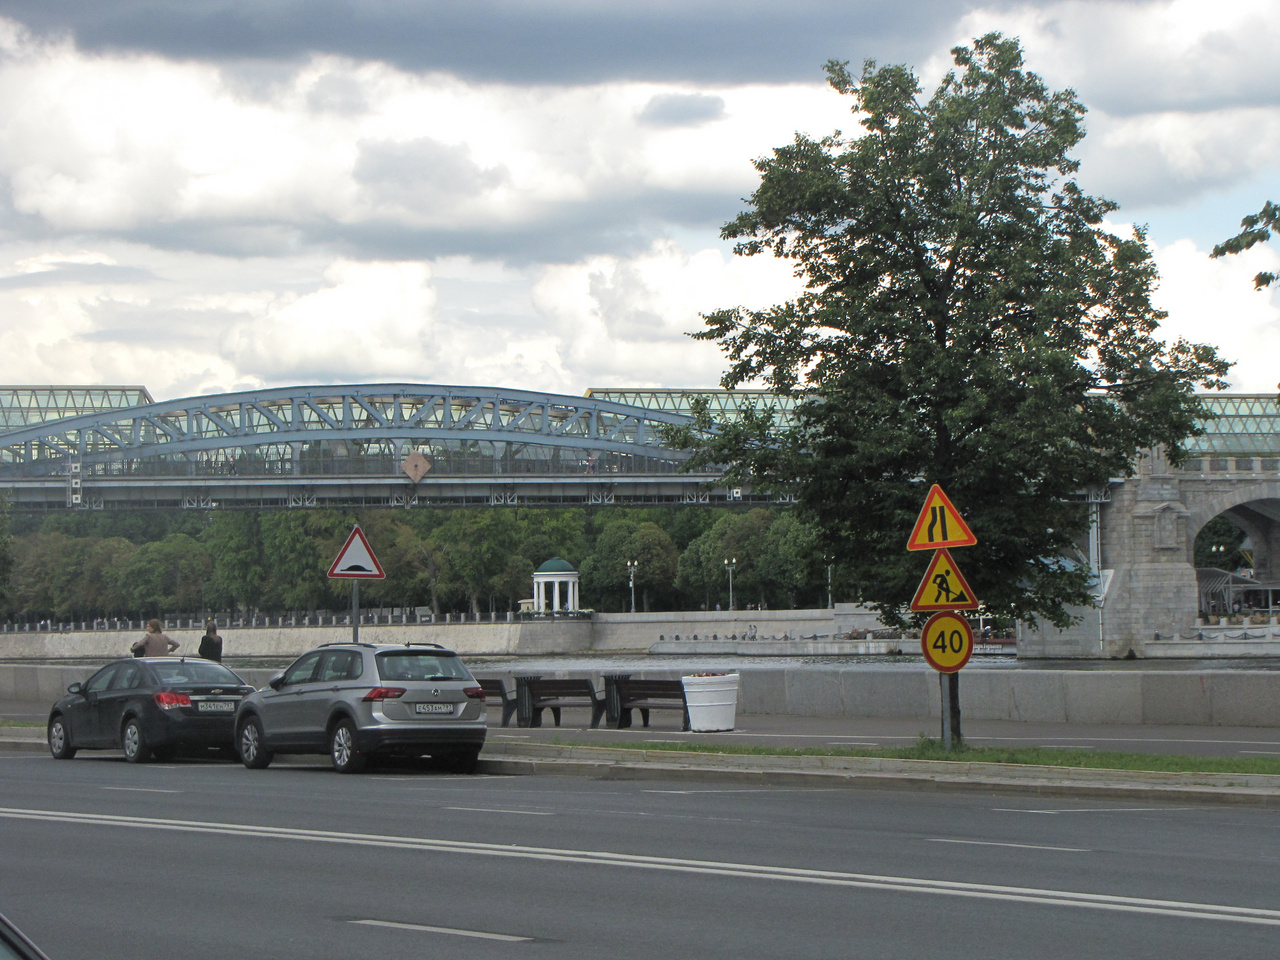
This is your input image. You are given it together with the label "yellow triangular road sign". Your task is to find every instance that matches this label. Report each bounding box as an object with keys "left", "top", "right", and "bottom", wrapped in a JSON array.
[
  {"left": 907, "top": 484, "right": 977, "bottom": 551},
  {"left": 910, "top": 548, "right": 980, "bottom": 612}
]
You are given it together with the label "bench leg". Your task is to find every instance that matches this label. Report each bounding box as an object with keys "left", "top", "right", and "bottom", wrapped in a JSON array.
[
  {"left": 501, "top": 702, "right": 517, "bottom": 727},
  {"left": 590, "top": 701, "right": 605, "bottom": 729},
  {"left": 640, "top": 707, "right": 650, "bottom": 728},
  {"left": 682, "top": 707, "right": 691, "bottom": 732},
  {"left": 551, "top": 706, "right": 561, "bottom": 727},
  {"left": 617, "top": 707, "right": 632, "bottom": 729},
  {"left": 529, "top": 706, "right": 543, "bottom": 728}
]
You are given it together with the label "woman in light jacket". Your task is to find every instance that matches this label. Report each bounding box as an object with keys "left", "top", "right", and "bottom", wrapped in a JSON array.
[{"left": 132, "top": 619, "right": 179, "bottom": 657}]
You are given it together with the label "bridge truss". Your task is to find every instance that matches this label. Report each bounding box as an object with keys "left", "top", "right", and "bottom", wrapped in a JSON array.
[{"left": 0, "top": 384, "right": 770, "bottom": 512}]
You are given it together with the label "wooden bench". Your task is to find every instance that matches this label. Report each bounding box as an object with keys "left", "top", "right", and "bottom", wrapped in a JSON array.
[
  {"left": 612, "top": 678, "right": 689, "bottom": 730},
  {"left": 518, "top": 678, "right": 606, "bottom": 728},
  {"left": 476, "top": 677, "right": 518, "bottom": 727}
]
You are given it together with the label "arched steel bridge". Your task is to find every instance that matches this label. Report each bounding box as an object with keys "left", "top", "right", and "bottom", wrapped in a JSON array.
[{"left": 0, "top": 384, "right": 773, "bottom": 511}]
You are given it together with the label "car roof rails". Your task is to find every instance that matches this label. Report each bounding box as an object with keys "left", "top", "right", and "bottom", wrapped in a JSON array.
[
  {"left": 317, "top": 641, "right": 377, "bottom": 649},
  {"left": 401, "top": 642, "right": 448, "bottom": 650}
]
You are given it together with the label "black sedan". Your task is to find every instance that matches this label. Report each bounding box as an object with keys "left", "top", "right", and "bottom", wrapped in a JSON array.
[{"left": 47, "top": 657, "right": 255, "bottom": 763}]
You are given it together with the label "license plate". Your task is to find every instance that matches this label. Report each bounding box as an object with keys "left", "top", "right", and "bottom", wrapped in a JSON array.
[
  {"left": 197, "top": 700, "right": 235, "bottom": 712},
  {"left": 414, "top": 702, "right": 454, "bottom": 715}
]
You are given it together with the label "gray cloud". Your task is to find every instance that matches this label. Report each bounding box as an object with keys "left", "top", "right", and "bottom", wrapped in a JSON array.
[
  {"left": 354, "top": 137, "right": 509, "bottom": 210},
  {"left": 0, "top": 262, "right": 158, "bottom": 288},
  {"left": 2, "top": 0, "right": 998, "bottom": 85},
  {"left": 638, "top": 93, "right": 725, "bottom": 127}
]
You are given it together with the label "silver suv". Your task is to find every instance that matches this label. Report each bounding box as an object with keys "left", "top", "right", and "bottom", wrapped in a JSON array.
[{"left": 235, "top": 642, "right": 487, "bottom": 773}]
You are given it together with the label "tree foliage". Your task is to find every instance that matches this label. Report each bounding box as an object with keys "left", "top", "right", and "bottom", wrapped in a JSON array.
[
  {"left": 1212, "top": 200, "right": 1280, "bottom": 289},
  {"left": 684, "top": 35, "right": 1230, "bottom": 628}
]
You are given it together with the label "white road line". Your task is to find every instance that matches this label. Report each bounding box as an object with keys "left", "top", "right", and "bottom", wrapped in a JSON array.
[
  {"left": 350, "top": 919, "right": 531, "bottom": 942},
  {"left": 1239, "top": 751, "right": 1280, "bottom": 756},
  {"left": 99, "top": 786, "right": 182, "bottom": 794},
  {"left": 643, "top": 789, "right": 772, "bottom": 795},
  {"left": 993, "top": 807, "right": 1191, "bottom": 815},
  {"left": 929, "top": 839, "right": 1090, "bottom": 852},
  {"left": 443, "top": 807, "right": 553, "bottom": 816},
  {"left": 1, "top": 806, "right": 1275, "bottom": 926}
]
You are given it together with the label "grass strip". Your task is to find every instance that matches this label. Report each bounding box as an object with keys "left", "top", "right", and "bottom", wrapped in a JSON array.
[{"left": 547, "top": 735, "right": 1280, "bottom": 776}]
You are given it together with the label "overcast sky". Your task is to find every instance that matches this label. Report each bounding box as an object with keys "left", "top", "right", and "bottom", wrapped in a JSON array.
[{"left": 0, "top": 0, "right": 1276, "bottom": 401}]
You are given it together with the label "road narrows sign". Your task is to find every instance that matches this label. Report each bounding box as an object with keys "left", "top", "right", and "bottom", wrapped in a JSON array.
[
  {"left": 909, "top": 548, "right": 980, "bottom": 612},
  {"left": 921, "top": 611, "right": 974, "bottom": 673},
  {"left": 327, "top": 525, "right": 386, "bottom": 580},
  {"left": 906, "top": 484, "right": 977, "bottom": 551}
]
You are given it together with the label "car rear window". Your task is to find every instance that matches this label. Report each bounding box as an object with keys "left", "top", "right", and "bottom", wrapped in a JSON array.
[
  {"left": 150, "top": 660, "right": 245, "bottom": 685},
  {"left": 376, "top": 652, "right": 470, "bottom": 682}
]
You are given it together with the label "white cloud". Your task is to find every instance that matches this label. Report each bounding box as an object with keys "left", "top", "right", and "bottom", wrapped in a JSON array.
[
  {"left": 531, "top": 239, "right": 804, "bottom": 388},
  {"left": 1152, "top": 236, "right": 1280, "bottom": 393}
]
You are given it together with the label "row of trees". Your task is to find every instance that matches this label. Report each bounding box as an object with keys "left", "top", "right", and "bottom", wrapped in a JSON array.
[{"left": 2, "top": 505, "right": 841, "bottom": 622}]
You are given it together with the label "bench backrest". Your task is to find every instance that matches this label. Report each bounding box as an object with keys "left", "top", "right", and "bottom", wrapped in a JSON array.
[
  {"left": 527, "top": 678, "right": 599, "bottom": 699},
  {"left": 615, "top": 679, "right": 685, "bottom": 700}
]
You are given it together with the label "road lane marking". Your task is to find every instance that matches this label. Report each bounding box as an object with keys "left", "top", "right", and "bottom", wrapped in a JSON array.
[
  {"left": 1239, "top": 751, "right": 1280, "bottom": 756},
  {"left": 351, "top": 919, "right": 531, "bottom": 942},
  {"left": 994, "top": 807, "right": 1192, "bottom": 815},
  {"left": 443, "top": 807, "right": 552, "bottom": 816},
  {"left": 643, "top": 789, "right": 772, "bottom": 795},
  {"left": 100, "top": 786, "right": 182, "bottom": 794},
  {"left": 1, "top": 806, "right": 1276, "bottom": 927},
  {"left": 929, "top": 839, "right": 1089, "bottom": 852}
]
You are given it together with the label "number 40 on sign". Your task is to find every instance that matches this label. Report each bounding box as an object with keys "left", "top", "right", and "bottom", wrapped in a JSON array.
[{"left": 921, "top": 611, "right": 974, "bottom": 673}]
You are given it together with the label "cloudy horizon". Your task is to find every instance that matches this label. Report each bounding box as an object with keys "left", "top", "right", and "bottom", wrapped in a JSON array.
[{"left": 0, "top": 0, "right": 1276, "bottom": 401}]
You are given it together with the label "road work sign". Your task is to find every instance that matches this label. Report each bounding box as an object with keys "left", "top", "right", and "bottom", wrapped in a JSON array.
[
  {"left": 920, "top": 611, "right": 974, "bottom": 673},
  {"left": 327, "top": 525, "right": 386, "bottom": 579},
  {"left": 909, "top": 547, "right": 980, "bottom": 612},
  {"left": 906, "top": 484, "right": 977, "bottom": 551}
]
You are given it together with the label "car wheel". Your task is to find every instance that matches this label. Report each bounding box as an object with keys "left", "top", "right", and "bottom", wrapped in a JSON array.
[
  {"left": 238, "top": 716, "right": 273, "bottom": 769},
  {"left": 444, "top": 748, "right": 481, "bottom": 775},
  {"left": 47, "top": 715, "right": 76, "bottom": 759},
  {"left": 121, "top": 718, "right": 149, "bottom": 763},
  {"left": 329, "top": 719, "right": 365, "bottom": 774}
]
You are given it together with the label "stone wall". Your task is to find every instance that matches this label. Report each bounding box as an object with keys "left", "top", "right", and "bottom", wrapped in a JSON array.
[{"left": 13, "top": 663, "right": 1280, "bottom": 727}]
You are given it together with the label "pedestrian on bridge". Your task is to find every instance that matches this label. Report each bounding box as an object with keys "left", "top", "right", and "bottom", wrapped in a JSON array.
[
  {"left": 132, "top": 619, "right": 179, "bottom": 657},
  {"left": 198, "top": 620, "right": 223, "bottom": 662}
]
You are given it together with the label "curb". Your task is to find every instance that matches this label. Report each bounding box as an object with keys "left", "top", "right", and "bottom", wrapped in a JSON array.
[{"left": 476, "top": 740, "right": 1280, "bottom": 806}]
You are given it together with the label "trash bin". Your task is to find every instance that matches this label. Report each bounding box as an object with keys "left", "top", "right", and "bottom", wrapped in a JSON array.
[{"left": 681, "top": 673, "right": 739, "bottom": 732}]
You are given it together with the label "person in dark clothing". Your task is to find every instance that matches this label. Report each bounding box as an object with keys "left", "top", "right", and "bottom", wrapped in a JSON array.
[{"left": 197, "top": 620, "right": 224, "bottom": 662}]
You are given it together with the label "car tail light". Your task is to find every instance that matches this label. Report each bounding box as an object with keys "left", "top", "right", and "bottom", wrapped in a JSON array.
[
  {"left": 463, "top": 686, "right": 485, "bottom": 700},
  {"left": 153, "top": 691, "right": 192, "bottom": 710},
  {"left": 362, "top": 687, "right": 407, "bottom": 701}
]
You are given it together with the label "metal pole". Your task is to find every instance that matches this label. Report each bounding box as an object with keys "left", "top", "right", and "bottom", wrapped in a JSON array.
[
  {"left": 948, "top": 672, "right": 962, "bottom": 748},
  {"left": 940, "top": 673, "right": 951, "bottom": 752},
  {"left": 351, "top": 580, "right": 359, "bottom": 643},
  {"left": 827, "top": 564, "right": 833, "bottom": 609}
]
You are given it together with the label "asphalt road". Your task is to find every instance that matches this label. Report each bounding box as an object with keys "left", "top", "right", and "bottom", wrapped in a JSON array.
[{"left": 1, "top": 752, "right": 1279, "bottom": 959}]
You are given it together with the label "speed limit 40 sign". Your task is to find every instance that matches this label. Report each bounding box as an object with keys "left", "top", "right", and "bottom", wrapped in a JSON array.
[{"left": 920, "top": 611, "right": 974, "bottom": 673}]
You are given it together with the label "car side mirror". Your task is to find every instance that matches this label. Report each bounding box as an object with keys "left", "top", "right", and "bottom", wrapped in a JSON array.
[
  {"left": 268, "top": 673, "right": 285, "bottom": 691},
  {"left": 67, "top": 682, "right": 83, "bottom": 695}
]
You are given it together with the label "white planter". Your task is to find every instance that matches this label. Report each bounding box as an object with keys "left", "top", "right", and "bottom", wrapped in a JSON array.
[{"left": 681, "top": 673, "right": 739, "bottom": 731}]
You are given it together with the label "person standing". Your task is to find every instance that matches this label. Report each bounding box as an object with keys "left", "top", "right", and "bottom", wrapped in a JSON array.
[
  {"left": 132, "top": 619, "right": 179, "bottom": 657},
  {"left": 198, "top": 620, "right": 224, "bottom": 662}
]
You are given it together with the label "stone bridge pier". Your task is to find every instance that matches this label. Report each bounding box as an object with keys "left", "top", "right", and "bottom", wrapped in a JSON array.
[{"left": 1020, "top": 445, "right": 1280, "bottom": 658}]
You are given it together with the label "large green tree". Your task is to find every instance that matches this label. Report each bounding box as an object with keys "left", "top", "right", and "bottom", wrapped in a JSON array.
[{"left": 685, "top": 35, "right": 1229, "bottom": 628}]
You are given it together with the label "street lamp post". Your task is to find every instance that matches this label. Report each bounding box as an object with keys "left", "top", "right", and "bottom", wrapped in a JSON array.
[
  {"left": 626, "top": 559, "right": 638, "bottom": 613},
  {"left": 724, "top": 557, "right": 736, "bottom": 611}
]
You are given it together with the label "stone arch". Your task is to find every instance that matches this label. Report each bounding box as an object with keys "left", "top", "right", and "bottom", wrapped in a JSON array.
[{"left": 1184, "top": 479, "right": 1280, "bottom": 584}]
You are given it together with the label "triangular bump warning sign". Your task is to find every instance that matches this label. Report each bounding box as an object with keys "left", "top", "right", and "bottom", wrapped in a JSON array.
[
  {"left": 328, "top": 525, "right": 386, "bottom": 579},
  {"left": 906, "top": 484, "right": 977, "bottom": 551},
  {"left": 909, "top": 548, "right": 980, "bottom": 612}
]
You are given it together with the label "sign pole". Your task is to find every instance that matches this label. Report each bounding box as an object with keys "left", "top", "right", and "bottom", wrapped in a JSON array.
[
  {"left": 940, "top": 674, "right": 952, "bottom": 752},
  {"left": 351, "top": 580, "right": 359, "bottom": 644},
  {"left": 948, "top": 672, "right": 962, "bottom": 748}
]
